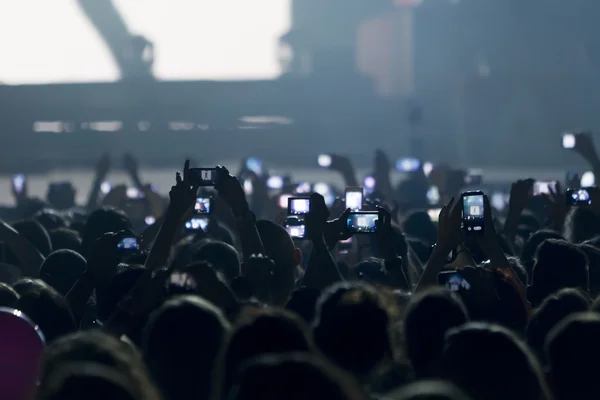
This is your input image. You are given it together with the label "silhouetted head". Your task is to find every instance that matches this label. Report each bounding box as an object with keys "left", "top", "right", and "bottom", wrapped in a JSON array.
[
  {"left": 404, "top": 288, "right": 469, "bottom": 378},
  {"left": 313, "top": 282, "right": 394, "bottom": 382},
  {"left": 39, "top": 249, "right": 87, "bottom": 296},
  {"left": 442, "top": 323, "right": 550, "bottom": 400},
  {"left": 143, "top": 295, "right": 230, "bottom": 400},
  {"left": 520, "top": 229, "right": 564, "bottom": 282},
  {"left": 565, "top": 207, "right": 600, "bottom": 243},
  {"left": 229, "top": 353, "right": 362, "bottom": 400},
  {"left": 383, "top": 380, "right": 472, "bottom": 400},
  {"left": 527, "top": 239, "right": 589, "bottom": 307},
  {"left": 578, "top": 244, "right": 600, "bottom": 297},
  {"left": 12, "top": 219, "right": 52, "bottom": 257},
  {"left": 82, "top": 207, "right": 131, "bottom": 257},
  {"left": 192, "top": 240, "right": 240, "bottom": 283},
  {"left": 46, "top": 182, "right": 76, "bottom": 211},
  {"left": 526, "top": 288, "right": 590, "bottom": 362},
  {"left": 49, "top": 228, "right": 82, "bottom": 253},
  {"left": 0, "top": 283, "right": 19, "bottom": 308},
  {"left": 34, "top": 209, "right": 68, "bottom": 232},
  {"left": 96, "top": 265, "right": 145, "bottom": 323},
  {"left": 402, "top": 211, "right": 437, "bottom": 247},
  {"left": 546, "top": 312, "right": 600, "bottom": 400},
  {"left": 255, "top": 220, "right": 301, "bottom": 305},
  {"left": 39, "top": 330, "right": 159, "bottom": 399}
]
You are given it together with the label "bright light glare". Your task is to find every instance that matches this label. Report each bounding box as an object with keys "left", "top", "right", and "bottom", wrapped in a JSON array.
[
  {"left": 318, "top": 154, "right": 332, "bottom": 168},
  {"left": 0, "top": 0, "right": 291, "bottom": 84},
  {"left": 581, "top": 171, "right": 595, "bottom": 187}
]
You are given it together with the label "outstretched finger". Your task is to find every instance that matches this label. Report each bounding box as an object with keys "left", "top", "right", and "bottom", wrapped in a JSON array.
[
  {"left": 183, "top": 160, "right": 190, "bottom": 184},
  {"left": 176, "top": 171, "right": 182, "bottom": 185}
]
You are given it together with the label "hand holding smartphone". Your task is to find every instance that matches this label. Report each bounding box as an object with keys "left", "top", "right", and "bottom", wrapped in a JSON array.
[
  {"left": 190, "top": 168, "right": 218, "bottom": 187},
  {"left": 438, "top": 270, "right": 472, "bottom": 292},
  {"left": 117, "top": 237, "right": 140, "bottom": 254},
  {"left": 567, "top": 188, "right": 592, "bottom": 206},
  {"left": 461, "top": 191, "right": 485, "bottom": 234},
  {"left": 346, "top": 211, "right": 378, "bottom": 234},
  {"left": 288, "top": 197, "right": 310, "bottom": 215}
]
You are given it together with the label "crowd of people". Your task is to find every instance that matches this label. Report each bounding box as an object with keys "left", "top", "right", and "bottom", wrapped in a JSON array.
[{"left": 1, "top": 133, "right": 600, "bottom": 400}]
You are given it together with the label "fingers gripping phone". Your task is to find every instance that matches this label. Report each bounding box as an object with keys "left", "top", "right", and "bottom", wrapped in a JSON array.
[
  {"left": 345, "top": 187, "right": 363, "bottom": 211},
  {"left": 567, "top": 188, "right": 592, "bottom": 206},
  {"left": 346, "top": 211, "right": 378, "bottom": 234},
  {"left": 461, "top": 191, "right": 485, "bottom": 234},
  {"left": 533, "top": 181, "right": 557, "bottom": 196},
  {"left": 190, "top": 168, "right": 218, "bottom": 186}
]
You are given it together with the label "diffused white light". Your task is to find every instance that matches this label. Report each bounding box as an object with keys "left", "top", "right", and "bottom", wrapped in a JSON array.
[
  {"left": 318, "top": 154, "right": 332, "bottom": 168},
  {"left": 581, "top": 171, "right": 595, "bottom": 187}
]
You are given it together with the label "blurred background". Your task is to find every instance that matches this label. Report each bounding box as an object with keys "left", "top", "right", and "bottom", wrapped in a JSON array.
[{"left": 0, "top": 0, "right": 598, "bottom": 201}]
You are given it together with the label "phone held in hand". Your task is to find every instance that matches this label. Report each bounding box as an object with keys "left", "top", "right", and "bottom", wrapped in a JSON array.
[
  {"left": 461, "top": 191, "right": 485, "bottom": 234},
  {"left": 288, "top": 197, "right": 310, "bottom": 216},
  {"left": 117, "top": 237, "right": 140, "bottom": 253},
  {"left": 346, "top": 211, "right": 378, "bottom": 234},
  {"left": 11, "top": 174, "right": 25, "bottom": 195},
  {"left": 345, "top": 187, "right": 364, "bottom": 211},
  {"left": 437, "top": 270, "right": 472, "bottom": 292},
  {"left": 194, "top": 197, "right": 212, "bottom": 215},
  {"left": 562, "top": 132, "right": 576, "bottom": 149},
  {"left": 284, "top": 217, "right": 306, "bottom": 239},
  {"left": 567, "top": 188, "right": 592, "bottom": 207},
  {"left": 190, "top": 168, "right": 218, "bottom": 187},
  {"left": 533, "top": 181, "right": 557, "bottom": 196},
  {"left": 185, "top": 217, "right": 209, "bottom": 231}
]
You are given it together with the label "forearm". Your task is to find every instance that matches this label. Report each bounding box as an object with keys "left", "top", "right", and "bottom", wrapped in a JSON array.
[
  {"left": 144, "top": 207, "right": 181, "bottom": 270},
  {"left": 66, "top": 274, "right": 96, "bottom": 326},
  {"left": 342, "top": 170, "right": 358, "bottom": 187},
  {"left": 302, "top": 239, "right": 342, "bottom": 291},
  {"left": 139, "top": 214, "right": 165, "bottom": 252},
  {"left": 384, "top": 257, "right": 410, "bottom": 291},
  {"left": 415, "top": 245, "right": 450, "bottom": 293},
  {"left": 503, "top": 208, "right": 521, "bottom": 243},
  {"left": 86, "top": 176, "right": 105, "bottom": 212}
]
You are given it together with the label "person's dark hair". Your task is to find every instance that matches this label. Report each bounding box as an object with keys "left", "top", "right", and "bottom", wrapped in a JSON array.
[
  {"left": 526, "top": 288, "right": 590, "bottom": 362},
  {"left": 384, "top": 380, "right": 473, "bottom": 400},
  {"left": 403, "top": 288, "right": 469, "bottom": 378},
  {"left": 578, "top": 244, "right": 600, "bottom": 298},
  {"left": 228, "top": 353, "right": 363, "bottom": 400},
  {"left": 39, "top": 331, "right": 160, "bottom": 399},
  {"left": 0, "top": 282, "right": 19, "bottom": 308},
  {"left": 36, "top": 362, "right": 149, "bottom": 400},
  {"left": 46, "top": 182, "right": 76, "bottom": 211},
  {"left": 402, "top": 211, "right": 437, "bottom": 247},
  {"left": 192, "top": 240, "right": 240, "bottom": 283},
  {"left": 565, "top": 207, "right": 600, "bottom": 244},
  {"left": 216, "top": 308, "right": 313, "bottom": 398},
  {"left": 353, "top": 257, "right": 388, "bottom": 285},
  {"left": 546, "top": 312, "right": 600, "bottom": 399},
  {"left": 12, "top": 219, "right": 52, "bottom": 257},
  {"left": 442, "top": 323, "right": 550, "bottom": 400},
  {"left": 82, "top": 207, "right": 131, "bottom": 257},
  {"left": 16, "top": 284, "right": 76, "bottom": 342},
  {"left": 49, "top": 228, "right": 82, "bottom": 253},
  {"left": 143, "top": 295, "right": 230, "bottom": 400},
  {"left": 12, "top": 278, "right": 49, "bottom": 296},
  {"left": 285, "top": 287, "right": 320, "bottom": 323},
  {"left": 527, "top": 239, "right": 589, "bottom": 307},
  {"left": 255, "top": 220, "right": 298, "bottom": 305},
  {"left": 313, "top": 282, "right": 394, "bottom": 382},
  {"left": 405, "top": 237, "right": 431, "bottom": 265},
  {"left": 34, "top": 209, "right": 68, "bottom": 232},
  {"left": 39, "top": 250, "right": 87, "bottom": 296},
  {"left": 520, "top": 229, "right": 564, "bottom": 282},
  {"left": 506, "top": 256, "right": 528, "bottom": 286},
  {"left": 96, "top": 265, "right": 145, "bottom": 323}
]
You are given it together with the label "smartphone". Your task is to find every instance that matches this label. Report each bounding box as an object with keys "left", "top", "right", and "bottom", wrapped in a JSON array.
[
  {"left": 345, "top": 187, "right": 364, "bottom": 211},
  {"left": 346, "top": 211, "right": 378, "bottom": 234},
  {"left": 563, "top": 133, "right": 576, "bottom": 149},
  {"left": 126, "top": 187, "right": 143, "bottom": 199},
  {"left": 166, "top": 271, "right": 198, "bottom": 294},
  {"left": 185, "top": 217, "right": 209, "bottom": 231},
  {"left": 288, "top": 197, "right": 310, "bottom": 215},
  {"left": 117, "top": 237, "right": 139, "bottom": 252},
  {"left": 318, "top": 154, "right": 332, "bottom": 168},
  {"left": 190, "top": 168, "right": 218, "bottom": 187},
  {"left": 194, "top": 197, "right": 212, "bottom": 215},
  {"left": 437, "top": 270, "right": 472, "bottom": 292},
  {"left": 284, "top": 217, "right": 306, "bottom": 239},
  {"left": 11, "top": 174, "right": 25, "bottom": 195},
  {"left": 245, "top": 157, "right": 263, "bottom": 176},
  {"left": 396, "top": 158, "right": 421, "bottom": 172},
  {"left": 427, "top": 208, "right": 442, "bottom": 223},
  {"left": 461, "top": 191, "right": 485, "bottom": 234},
  {"left": 533, "top": 181, "right": 557, "bottom": 196},
  {"left": 295, "top": 182, "right": 311, "bottom": 194},
  {"left": 567, "top": 188, "right": 592, "bottom": 206},
  {"left": 581, "top": 171, "right": 596, "bottom": 188}
]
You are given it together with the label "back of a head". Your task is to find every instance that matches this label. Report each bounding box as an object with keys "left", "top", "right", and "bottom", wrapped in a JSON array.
[
  {"left": 442, "top": 323, "right": 548, "bottom": 400},
  {"left": 82, "top": 207, "right": 131, "bottom": 257},
  {"left": 49, "top": 228, "right": 82, "bottom": 253},
  {"left": 37, "top": 362, "right": 144, "bottom": 400},
  {"left": 353, "top": 257, "right": 388, "bottom": 285},
  {"left": 403, "top": 289, "right": 468, "bottom": 378},
  {"left": 402, "top": 211, "right": 437, "bottom": 246},
  {"left": 39, "top": 249, "right": 87, "bottom": 296},
  {"left": 546, "top": 312, "right": 600, "bottom": 400},
  {"left": 229, "top": 353, "right": 362, "bottom": 400},
  {"left": 192, "top": 240, "right": 240, "bottom": 282},
  {"left": 255, "top": 220, "right": 297, "bottom": 270},
  {"left": 143, "top": 295, "right": 230, "bottom": 400},
  {"left": 96, "top": 265, "right": 145, "bottom": 322},
  {"left": 579, "top": 244, "right": 600, "bottom": 297},
  {"left": 0, "top": 283, "right": 19, "bottom": 308},
  {"left": 565, "top": 206, "right": 600, "bottom": 243},
  {"left": 529, "top": 239, "right": 589, "bottom": 306},
  {"left": 526, "top": 288, "right": 590, "bottom": 362},
  {"left": 13, "top": 219, "right": 52, "bottom": 257},
  {"left": 40, "top": 330, "right": 159, "bottom": 399},
  {"left": 16, "top": 285, "right": 76, "bottom": 342},
  {"left": 521, "top": 230, "right": 564, "bottom": 281},
  {"left": 34, "top": 209, "right": 68, "bottom": 232},
  {"left": 383, "top": 380, "right": 472, "bottom": 400},
  {"left": 314, "top": 283, "right": 393, "bottom": 380},
  {"left": 220, "top": 309, "right": 312, "bottom": 396}
]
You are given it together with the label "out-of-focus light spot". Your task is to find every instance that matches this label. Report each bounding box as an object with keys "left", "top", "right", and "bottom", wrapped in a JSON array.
[
  {"left": 267, "top": 176, "right": 284, "bottom": 189},
  {"left": 581, "top": 171, "right": 595, "bottom": 187},
  {"left": 90, "top": 121, "right": 122, "bottom": 132},
  {"left": 318, "top": 154, "right": 332, "bottom": 168},
  {"left": 240, "top": 116, "right": 293, "bottom": 125},
  {"left": 138, "top": 121, "right": 151, "bottom": 131},
  {"left": 295, "top": 182, "right": 311, "bottom": 194},
  {"left": 427, "top": 185, "right": 440, "bottom": 205},
  {"left": 169, "top": 121, "right": 195, "bottom": 131},
  {"left": 33, "top": 121, "right": 63, "bottom": 133},
  {"left": 423, "top": 162, "right": 434, "bottom": 177},
  {"left": 278, "top": 193, "right": 292, "bottom": 209},
  {"left": 100, "top": 181, "right": 111, "bottom": 194},
  {"left": 145, "top": 216, "right": 156, "bottom": 226}
]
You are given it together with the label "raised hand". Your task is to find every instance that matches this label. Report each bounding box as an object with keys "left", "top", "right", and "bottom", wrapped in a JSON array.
[
  {"left": 327, "top": 154, "right": 358, "bottom": 187},
  {"left": 95, "top": 153, "right": 111, "bottom": 179},
  {"left": 168, "top": 160, "right": 199, "bottom": 218},
  {"left": 324, "top": 208, "right": 352, "bottom": 249},
  {"left": 436, "top": 197, "right": 463, "bottom": 252},
  {"left": 215, "top": 166, "right": 249, "bottom": 218},
  {"left": 572, "top": 132, "right": 600, "bottom": 165},
  {"left": 508, "top": 179, "right": 534, "bottom": 212},
  {"left": 305, "top": 193, "right": 330, "bottom": 242},
  {"left": 123, "top": 153, "right": 139, "bottom": 176},
  {"left": 544, "top": 182, "right": 567, "bottom": 230},
  {"left": 375, "top": 206, "right": 397, "bottom": 261}
]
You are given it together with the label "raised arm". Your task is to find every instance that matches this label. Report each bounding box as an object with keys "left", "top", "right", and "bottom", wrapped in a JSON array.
[
  {"left": 503, "top": 179, "right": 533, "bottom": 244},
  {"left": 0, "top": 220, "right": 45, "bottom": 278},
  {"left": 86, "top": 153, "right": 111, "bottom": 212}
]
